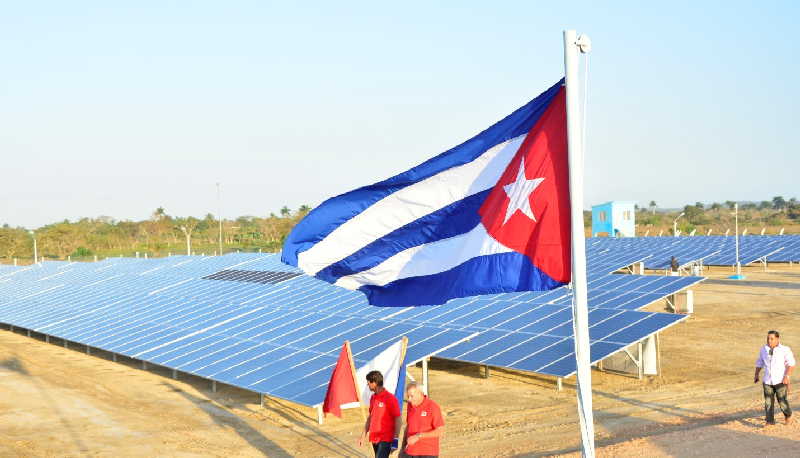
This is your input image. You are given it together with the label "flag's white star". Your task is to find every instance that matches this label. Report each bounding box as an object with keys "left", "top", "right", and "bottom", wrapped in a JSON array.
[{"left": 502, "top": 158, "right": 545, "bottom": 224}]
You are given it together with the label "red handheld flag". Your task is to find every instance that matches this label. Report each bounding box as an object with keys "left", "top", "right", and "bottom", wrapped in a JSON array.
[{"left": 322, "top": 342, "right": 360, "bottom": 418}]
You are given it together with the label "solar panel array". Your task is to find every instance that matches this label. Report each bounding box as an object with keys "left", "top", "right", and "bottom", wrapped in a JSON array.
[
  {"left": 760, "top": 235, "right": 800, "bottom": 262},
  {"left": 427, "top": 269, "right": 700, "bottom": 376},
  {"left": 0, "top": 251, "right": 702, "bottom": 405},
  {"left": 588, "top": 234, "right": 800, "bottom": 268}
]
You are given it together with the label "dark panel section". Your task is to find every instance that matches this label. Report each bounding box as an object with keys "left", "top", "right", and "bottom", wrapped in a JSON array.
[{"left": 202, "top": 269, "right": 301, "bottom": 285}]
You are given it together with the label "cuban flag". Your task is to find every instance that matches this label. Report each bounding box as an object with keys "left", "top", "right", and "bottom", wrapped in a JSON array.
[{"left": 282, "top": 79, "right": 571, "bottom": 306}]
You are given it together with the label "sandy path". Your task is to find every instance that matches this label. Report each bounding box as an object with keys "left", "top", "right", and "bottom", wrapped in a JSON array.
[{"left": 557, "top": 412, "right": 800, "bottom": 457}]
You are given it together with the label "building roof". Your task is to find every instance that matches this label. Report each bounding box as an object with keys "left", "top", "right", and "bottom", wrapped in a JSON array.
[{"left": 591, "top": 201, "right": 638, "bottom": 209}]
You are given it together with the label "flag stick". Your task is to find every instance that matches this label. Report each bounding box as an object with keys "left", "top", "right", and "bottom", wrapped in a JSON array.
[
  {"left": 398, "top": 336, "right": 408, "bottom": 374},
  {"left": 398, "top": 336, "right": 409, "bottom": 393},
  {"left": 563, "top": 29, "right": 596, "bottom": 458},
  {"left": 345, "top": 340, "right": 366, "bottom": 420}
]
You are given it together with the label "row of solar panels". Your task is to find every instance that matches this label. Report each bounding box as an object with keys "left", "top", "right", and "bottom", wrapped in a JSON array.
[
  {"left": 588, "top": 235, "right": 800, "bottom": 269},
  {"left": 0, "top": 253, "right": 700, "bottom": 407}
]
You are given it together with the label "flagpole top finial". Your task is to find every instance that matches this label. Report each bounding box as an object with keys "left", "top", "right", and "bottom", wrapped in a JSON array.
[{"left": 576, "top": 34, "right": 592, "bottom": 54}]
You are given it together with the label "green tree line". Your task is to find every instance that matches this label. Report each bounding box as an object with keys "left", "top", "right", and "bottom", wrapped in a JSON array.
[
  {"left": 2, "top": 197, "right": 799, "bottom": 263},
  {"left": 0, "top": 206, "right": 311, "bottom": 263},
  {"left": 637, "top": 196, "right": 800, "bottom": 235}
]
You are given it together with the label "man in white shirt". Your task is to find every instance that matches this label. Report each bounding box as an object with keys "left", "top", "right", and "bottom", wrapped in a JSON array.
[{"left": 754, "top": 330, "right": 796, "bottom": 425}]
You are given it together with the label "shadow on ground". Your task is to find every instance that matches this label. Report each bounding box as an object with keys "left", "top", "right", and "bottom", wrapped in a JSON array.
[
  {"left": 1, "top": 353, "right": 90, "bottom": 456},
  {"left": 163, "top": 381, "right": 365, "bottom": 457}
]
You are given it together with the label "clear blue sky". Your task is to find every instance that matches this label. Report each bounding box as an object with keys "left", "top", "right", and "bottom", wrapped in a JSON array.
[{"left": 2, "top": 1, "right": 797, "bottom": 228}]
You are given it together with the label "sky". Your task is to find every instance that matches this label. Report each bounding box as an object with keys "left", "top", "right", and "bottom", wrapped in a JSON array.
[{"left": 1, "top": 1, "right": 797, "bottom": 229}]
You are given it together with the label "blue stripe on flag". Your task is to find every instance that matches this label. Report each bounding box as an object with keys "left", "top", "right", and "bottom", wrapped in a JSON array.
[
  {"left": 281, "top": 79, "right": 564, "bottom": 266},
  {"left": 358, "top": 252, "right": 565, "bottom": 307},
  {"left": 315, "top": 189, "right": 491, "bottom": 283},
  {"left": 394, "top": 353, "right": 407, "bottom": 413}
]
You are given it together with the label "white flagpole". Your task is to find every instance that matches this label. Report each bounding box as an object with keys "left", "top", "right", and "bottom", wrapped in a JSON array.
[{"left": 563, "top": 29, "right": 595, "bottom": 457}]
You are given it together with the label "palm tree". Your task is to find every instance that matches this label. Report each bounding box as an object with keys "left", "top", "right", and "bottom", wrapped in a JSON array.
[
  {"left": 649, "top": 201, "right": 657, "bottom": 215},
  {"left": 280, "top": 206, "right": 291, "bottom": 218},
  {"left": 773, "top": 196, "right": 787, "bottom": 211},
  {"left": 151, "top": 207, "right": 167, "bottom": 221}
]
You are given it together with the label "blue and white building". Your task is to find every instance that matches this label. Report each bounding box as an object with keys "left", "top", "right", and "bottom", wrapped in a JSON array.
[{"left": 591, "top": 201, "right": 636, "bottom": 237}]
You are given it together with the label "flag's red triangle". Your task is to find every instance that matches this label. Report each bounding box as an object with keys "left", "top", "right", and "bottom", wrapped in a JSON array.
[{"left": 322, "top": 342, "right": 359, "bottom": 417}]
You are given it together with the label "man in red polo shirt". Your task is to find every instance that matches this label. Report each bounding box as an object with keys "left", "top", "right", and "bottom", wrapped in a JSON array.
[
  {"left": 358, "top": 370, "right": 401, "bottom": 458},
  {"left": 403, "top": 383, "right": 444, "bottom": 458}
]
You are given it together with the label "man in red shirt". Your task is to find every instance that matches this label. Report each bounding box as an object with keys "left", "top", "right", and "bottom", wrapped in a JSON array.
[
  {"left": 358, "top": 370, "right": 401, "bottom": 458},
  {"left": 402, "top": 383, "right": 445, "bottom": 458}
]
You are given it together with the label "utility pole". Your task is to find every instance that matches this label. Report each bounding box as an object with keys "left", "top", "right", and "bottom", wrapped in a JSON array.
[
  {"left": 29, "top": 230, "right": 38, "bottom": 263},
  {"left": 217, "top": 182, "right": 223, "bottom": 256}
]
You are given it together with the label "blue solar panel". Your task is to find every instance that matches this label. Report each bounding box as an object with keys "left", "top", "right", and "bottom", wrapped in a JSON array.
[
  {"left": 0, "top": 255, "right": 479, "bottom": 406},
  {"left": 427, "top": 297, "right": 687, "bottom": 377},
  {"left": 766, "top": 235, "right": 800, "bottom": 262},
  {"left": 587, "top": 234, "right": 800, "bottom": 267},
  {"left": 0, "top": 251, "right": 702, "bottom": 401}
]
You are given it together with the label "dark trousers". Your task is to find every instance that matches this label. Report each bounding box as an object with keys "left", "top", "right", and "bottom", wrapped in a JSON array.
[
  {"left": 763, "top": 383, "right": 792, "bottom": 423},
  {"left": 372, "top": 441, "right": 392, "bottom": 458}
]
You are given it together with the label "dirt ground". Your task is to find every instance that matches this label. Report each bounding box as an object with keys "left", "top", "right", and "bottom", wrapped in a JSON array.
[{"left": 2, "top": 263, "right": 800, "bottom": 457}]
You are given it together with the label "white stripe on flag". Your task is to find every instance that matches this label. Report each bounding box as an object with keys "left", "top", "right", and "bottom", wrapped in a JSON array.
[
  {"left": 298, "top": 134, "right": 526, "bottom": 275},
  {"left": 342, "top": 339, "right": 404, "bottom": 409},
  {"left": 335, "top": 223, "right": 512, "bottom": 290}
]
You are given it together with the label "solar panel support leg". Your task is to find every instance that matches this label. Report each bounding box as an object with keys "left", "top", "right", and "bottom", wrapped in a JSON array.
[
  {"left": 483, "top": 365, "right": 490, "bottom": 379},
  {"left": 212, "top": 381, "right": 217, "bottom": 393},
  {"left": 656, "top": 333, "right": 662, "bottom": 376},
  {"left": 45, "top": 335, "right": 49, "bottom": 343},
  {"left": 260, "top": 394, "right": 265, "bottom": 408},
  {"left": 27, "top": 329, "right": 30, "bottom": 337},
  {"left": 666, "top": 295, "right": 676, "bottom": 313},
  {"left": 684, "top": 290, "right": 694, "bottom": 314},
  {"left": 643, "top": 336, "right": 658, "bottom": 376},
  {"left": 422, "top": 358, "right": 429, "bottom": 394},
  {"left": 142, "top": 361, "right": 147, "bottom": 370},
  {"left": 317, "top": 404, "right": 324, "bottom": 425},
  {"left": 637, "top": 342, "right": 643, "bottom": 380},
  {"left": 64, "top": 340, "right": 68, "bottom": 348},
  {"left": 556, "top": 377, "right": 563, "bottom": 391},
  {"left": 172, "top": 369, "right": 178, "bottom": 380},
  {"left": 86, "top": 346, "right": 90, "bottom": 355},
  {"left": 113, "top": 353, "right": 117, "bottom": 362}
]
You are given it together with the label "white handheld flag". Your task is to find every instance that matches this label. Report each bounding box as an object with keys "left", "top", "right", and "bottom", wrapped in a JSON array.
[{"left": 342, "top": 338, "right": 407, "bottom": 410}]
